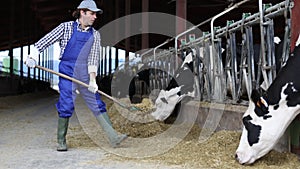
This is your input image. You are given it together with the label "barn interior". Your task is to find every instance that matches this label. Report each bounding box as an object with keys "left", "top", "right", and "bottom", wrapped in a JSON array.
[
  {"left": 0, "top": 0, "right": 298, "bottom": 95},
  {"left": 1, "top": 0, "right": 300, "bottom": 160},
  {"left": 0, "top": 0, "right": 291, "bottom": 51}
]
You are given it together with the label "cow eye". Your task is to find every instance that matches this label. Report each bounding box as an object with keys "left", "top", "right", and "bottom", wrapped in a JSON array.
[{"left": 254, "top": 102, "right": 269, "bottom": 118}]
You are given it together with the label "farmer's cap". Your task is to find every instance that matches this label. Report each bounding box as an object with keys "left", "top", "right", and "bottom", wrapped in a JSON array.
[{"left": 77, "top": 0, "right": 103, "bottom": 14}]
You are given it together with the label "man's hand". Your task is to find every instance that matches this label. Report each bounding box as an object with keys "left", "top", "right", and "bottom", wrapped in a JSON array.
[
  {"left": 24, "top": 46, "right": 39, "bottom": 68},
  {"left": 25, "top": 56, "right": 37, "bottom": 68},
  {"left": 88, "top": 79, "right": 98, "bottom": 93}
]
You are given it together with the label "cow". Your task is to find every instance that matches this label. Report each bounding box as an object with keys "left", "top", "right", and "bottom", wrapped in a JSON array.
[
  {"left": 235, "top": 44, "right": 300, "bottom": 165},
  {"left": 151, "top": 49, "right": 197, "bottom": 121},
  {"left": 110, "top": 47, "right": 198, "bottom": 121}
]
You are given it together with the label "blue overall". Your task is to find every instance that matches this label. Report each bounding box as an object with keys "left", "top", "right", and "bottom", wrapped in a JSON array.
[{"left": 56, "top": 22, "right": 106, "bottom": 118}]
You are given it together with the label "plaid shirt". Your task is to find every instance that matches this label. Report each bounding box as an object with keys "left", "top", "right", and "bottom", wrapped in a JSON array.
[{"left": 34, "top": 20, "right": 101, "bottom": 74}]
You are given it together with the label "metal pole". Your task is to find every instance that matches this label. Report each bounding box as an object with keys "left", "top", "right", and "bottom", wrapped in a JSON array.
[
  {"left": 153, "top": 38, "right": 173, "bottom": 61},
  {"left": 210, "top": 0, "right": 250, "bottom": 101},
  {"left": 259, "top": 0, "right": 269, "bottom": 88}
]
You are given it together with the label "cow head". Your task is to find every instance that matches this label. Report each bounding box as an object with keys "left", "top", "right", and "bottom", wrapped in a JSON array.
[
  {"left": 151, "top": 86, "right": 185, "bottom": 121},
  {"left": 235, "top": 83, "right": 300, "bottom": 164}
]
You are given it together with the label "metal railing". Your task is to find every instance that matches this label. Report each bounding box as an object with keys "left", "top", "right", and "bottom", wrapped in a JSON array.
[{"left": 132, "top": 0, "right": 292, "bottom": 104}]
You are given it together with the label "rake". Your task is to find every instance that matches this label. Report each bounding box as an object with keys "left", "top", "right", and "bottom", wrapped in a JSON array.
[{"left": 35, "top": 65, "right": 141, "bottom": 111}]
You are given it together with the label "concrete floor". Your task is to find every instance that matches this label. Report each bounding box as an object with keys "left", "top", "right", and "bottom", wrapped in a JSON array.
[
  {"left": 0, "top": 89, "right": 297, "bottom": 168},
  {"left": 0, "top": 90, "right": 184, "bottom": 169}
]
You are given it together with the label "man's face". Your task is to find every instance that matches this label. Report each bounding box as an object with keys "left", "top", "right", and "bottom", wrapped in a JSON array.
[{"left": 81, "top": 10, "right": 97, "bottom": 27}]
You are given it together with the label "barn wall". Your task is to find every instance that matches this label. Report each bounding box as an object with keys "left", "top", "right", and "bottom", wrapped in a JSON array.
[{"left": 291, "top": 0, "right": 300, "bottom": 52}]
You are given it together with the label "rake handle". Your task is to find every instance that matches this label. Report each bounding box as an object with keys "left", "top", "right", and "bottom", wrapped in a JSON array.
[{"left": 35, "top": 65, "right": 131, "bottom": 109}]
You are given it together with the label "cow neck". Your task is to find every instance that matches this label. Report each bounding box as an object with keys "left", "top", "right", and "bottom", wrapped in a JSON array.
[{"left": 266, "top": 46, "right": 300, "bottom": 106}]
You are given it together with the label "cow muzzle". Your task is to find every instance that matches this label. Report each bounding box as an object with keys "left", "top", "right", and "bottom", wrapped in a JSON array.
[{"left": 235, "top": 151, "right": 256, "bottom": 165}]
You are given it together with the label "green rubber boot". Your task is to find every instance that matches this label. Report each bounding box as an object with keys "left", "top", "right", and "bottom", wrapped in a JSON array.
[
  {"left": 101, "top": 112, "right": 112, "bottom": 126},
  {"left": 57, "top": 117, "right": 69, "bottom": 151},
  {"left": 96, "top": 113, "right": 127, "bottom": 148}
]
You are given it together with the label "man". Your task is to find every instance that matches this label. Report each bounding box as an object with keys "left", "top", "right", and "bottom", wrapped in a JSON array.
[{"left": 25, "top": 0, "right": 127, "bottom": 151}]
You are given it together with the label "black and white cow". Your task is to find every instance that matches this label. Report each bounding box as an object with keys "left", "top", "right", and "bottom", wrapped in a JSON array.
[
  {"left": 235, "top": 45, "right": 300, "bottom": 165},
  {"left": 151, "top": 50, "right": 197, "bottom": 121}
]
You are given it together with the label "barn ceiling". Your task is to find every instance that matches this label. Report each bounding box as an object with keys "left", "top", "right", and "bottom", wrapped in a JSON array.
[{"left": 1, "top": 0, "right": 286, "bottom": 52}]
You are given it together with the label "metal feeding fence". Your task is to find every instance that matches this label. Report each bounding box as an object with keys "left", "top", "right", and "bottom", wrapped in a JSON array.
[{"left": 134, "top": 0, "right": 293, "bottom": 104}]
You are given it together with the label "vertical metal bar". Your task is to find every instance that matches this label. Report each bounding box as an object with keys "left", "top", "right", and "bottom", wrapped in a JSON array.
[
  {"left": 20, "top": 0, "right": 25, "bottom": 78},
  {"left": 115, "top": 48, "right": 119, "bottom": 70},
  {"left": 239, "top": 32, "right": 247, "bottom": 98},
  {"left": 246, "top": 27, "right": 255, "bottom": 91},
  {"left": 27, "top": 44, "right": 30, "bottom": 78},
  {"left": 125, "top": 0, "right": 131, "bottom": 68},
  {"left": 210, "top": 0, "right": 250, "bottom": 101},
  {"left": 114, "top": 0, "right": 120, "bottom": 72},
  {"left": 244, "top": 26, "right": 255, "bottom": 98},
  {"left": 20, "top": 47, "right": 24, "bottom": 78},
  {"left": 38, "top": 51, "right": 41, "bottom": 81},
  {"left": 230, "top": 32, "right": 238, "bottom": 101},
  {"left": 216, "top": 38, "right": 225, "bottom": 101},
  {"left": 196, "top": 46, "right": 204, "bottom": 100},
  {"left": 175, "top": 0, "right": 187, "bottom": 69},
  {"left": 268, "top": 20, "right": 276, "bottom": 82},
  {"left": 9, "top": 0, "right": 15, "bottom": 77},
  {"left": 203, "top": 39, "right": 212, "bottom": 100},
  {"left": 103, "top": 47, "right": 106, "bottom": 77},
  {"left": 225, "top": 37, "right": 231, "bottom": 98},
  {"left": 191, "top": 47, "right": 200, "bottom": 100},
  {"left": 44, "top": 49, "right": 46, "bottom": 81},
  {"left": 109, "top": 46, "right": 112, "bottom": 75},
  {"left": 142, "top": 0, "right": 149, "bottom": 50},
  {"left": 104, "top": 47, "right": 107, "bottom": 76},
  {"left": 281, "top": 18, "right": 291, "bottom": 67},
  {"left": 149, "top": 61, "right": 154, "bottom": 90},
  {"left": 258, "top": 0, "right": 269, "bottom": 88}
]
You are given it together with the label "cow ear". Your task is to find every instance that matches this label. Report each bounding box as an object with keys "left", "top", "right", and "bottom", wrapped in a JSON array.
[{"left": 251, "top": 89, "right": 261, "bottom": 104}]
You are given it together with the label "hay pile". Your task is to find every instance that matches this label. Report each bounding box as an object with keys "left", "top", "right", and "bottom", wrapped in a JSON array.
[
  {"left": 152, "top": 126, "right": 300, "bottom": 168},
  {"left": 2, "top": 91, "right": 298, "bottom": 168},
  {"left": 108, "top": 98, "right": 170, "bottom": 138},
  {"left": 105, "top": 124, "right": 300, "bottom": 168},
  {"left": 70, "top": 97, "right": 300, "bottom": 168},
  {"left": 104, "top": 97, "right": 300, "bottom": 168}
]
